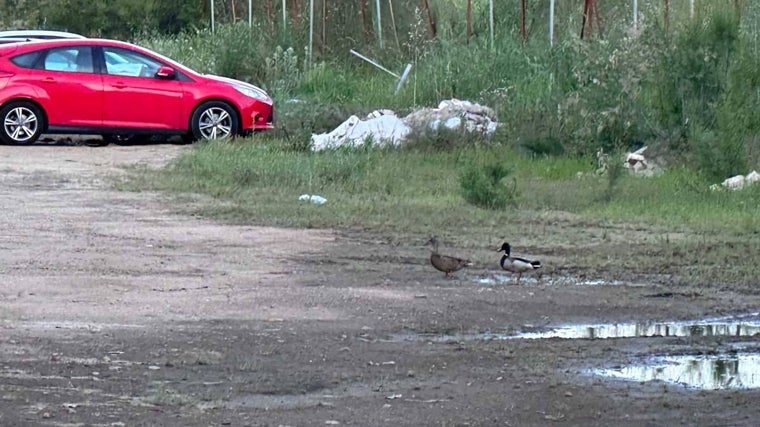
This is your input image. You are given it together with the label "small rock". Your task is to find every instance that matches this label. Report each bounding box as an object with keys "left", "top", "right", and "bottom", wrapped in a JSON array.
[
  {"left": 325, "top": 421, "right": 340, "bottom": 425},
  {"left": 565, "top": 391, "right": 573, "bottom": 397}
]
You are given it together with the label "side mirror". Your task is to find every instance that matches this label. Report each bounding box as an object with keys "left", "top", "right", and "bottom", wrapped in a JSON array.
[{"left": 155, "top": 66, "right": 175, "bottom": 79}]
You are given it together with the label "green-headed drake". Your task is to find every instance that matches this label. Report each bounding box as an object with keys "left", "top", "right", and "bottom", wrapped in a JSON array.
[{"left": 497, "top": 242, "right": 542, "bottom": 284}]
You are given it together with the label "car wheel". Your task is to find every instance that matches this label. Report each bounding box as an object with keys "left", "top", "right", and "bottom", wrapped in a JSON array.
[
  {"left": 190, "top": 101, "right": 239, "bottom": 141},
  {"left": 0, "top": 101, "right": 44, "bottom": 145}
]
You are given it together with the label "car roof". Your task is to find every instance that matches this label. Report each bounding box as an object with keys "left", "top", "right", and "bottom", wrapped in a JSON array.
[
  {"left": 0, "top": 30, "right": 85, "bottom": 39},
  {"left": 0, "top": 38, "right": 203, "bottom": 78},
  {"left": 0, "top": 38, "right": 137, "bottom": 52}
]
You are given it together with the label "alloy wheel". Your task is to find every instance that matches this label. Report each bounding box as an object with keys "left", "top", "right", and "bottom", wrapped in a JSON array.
[
  {"left": 4, "top": 106, "right": 38, "bottom": 143},
  {"left": 197, "top": 107, "right": 233, "bottom": 140}
]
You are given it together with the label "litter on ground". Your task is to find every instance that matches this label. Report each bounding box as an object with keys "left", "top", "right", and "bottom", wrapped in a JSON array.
[
  {"left": 711, "top": 170, "right": 760, "bottom": 191},
  {"left": 298, "top": 194, "right": 327, "bottom": 205}
]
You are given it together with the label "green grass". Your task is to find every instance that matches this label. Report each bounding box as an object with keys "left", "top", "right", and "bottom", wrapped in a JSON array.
[{"left": 122, "top": 138, "right": 760, "bottom": 234}]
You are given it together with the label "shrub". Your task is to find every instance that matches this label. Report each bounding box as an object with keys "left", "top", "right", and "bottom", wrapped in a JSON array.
[{"left": 458, "top": 159, "right": 517, "bottom": 210}]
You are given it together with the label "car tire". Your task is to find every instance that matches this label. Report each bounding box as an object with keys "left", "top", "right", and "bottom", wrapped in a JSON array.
[
  {"left": 190, "top": 101, "right": 239, "bottom": 141},
  {"left": 0, "top": 101, "right": 44, "bottom": 145}
]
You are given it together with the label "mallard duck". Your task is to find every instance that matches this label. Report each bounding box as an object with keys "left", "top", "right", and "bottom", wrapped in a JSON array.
[
  {"left": 425, "top": 237, "right": 473, "bottom": 278},
  {"left": 497, "top": 242, "right": 541, "bottom": 284}
]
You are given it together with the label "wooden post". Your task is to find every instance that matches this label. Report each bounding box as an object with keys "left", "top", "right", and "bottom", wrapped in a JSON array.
[
  {"left": 421, "top": 0, "right": 436, "bottom": 38},
  {"left": 375, "top": 0, "right": 383, "bottom": 48},
  {"left": 248, "top": 0, "right": 252, "bottom": 27},
  {"left": 520, "top": 0, "right": 526, "bottom": 41},
  {"left": 594, "top": 0, "right": 602, "bottom": 34},
  {"left": 322, "top": 0, "right": 327, "bottom": 48},
  {"left": 467, "top": 0, "right": 473, "bottom": 43},
  {"left": 664, "top": 0, "right": 669, "bottom": 32},
  {"left": 232, "top": 0, "right": 237, "bottom": 22},
  {"left": 360, "top": 0, "right": 370, "bottom": 43},
  {"left": 735, "top": 0, "right": 742, "bottom": 23},
  {"left": 581, "top": 0, "right": 591, "bottom": 39},
  {"left": 266, "top": 0, "right": 275, "bottom": 32},
  {"left": 292, "top": 0, "right": 300, "bottom": 32},
  {"left": 388, "top": 0, "right": 400, "bottom": 49},
  {"left": 690, "top": 0, "right": 694, "bottom": 19}
]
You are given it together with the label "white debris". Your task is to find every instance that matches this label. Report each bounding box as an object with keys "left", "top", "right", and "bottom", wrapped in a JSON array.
[
  {"left": 713, "top": 170, "right": 760, "bottom": 190},
  {"left": 622, "top": 146, "right": 662, "bottom": 177},
  {"left": 746, "top": 170, "right": 760, "bottom": 184},
  {"left": 404, "top": 98, "right": 499, "bottom": 135},
  {"left": 624, "top": 146, "right": 649, "bottom": 171},
  {"left": 310, "top": 114, "right": 411, "bottom": 151},
  {"left": 310, "top": 99, "right": 499, "bottom": 151},
  {"left": 298, "top": 194, "right": 327, "bottom": 205}
]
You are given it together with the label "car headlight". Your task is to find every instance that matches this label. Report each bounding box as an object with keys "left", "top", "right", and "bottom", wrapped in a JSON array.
[{"left": 233, "top": 85, "right": 270, "bottom": 102}]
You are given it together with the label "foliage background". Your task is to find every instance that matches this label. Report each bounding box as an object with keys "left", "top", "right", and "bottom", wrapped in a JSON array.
[{"left": 1, "top": 1, "right": 759, "bottom": 179}]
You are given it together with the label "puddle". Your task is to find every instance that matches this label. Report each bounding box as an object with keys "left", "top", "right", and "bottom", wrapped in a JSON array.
[
  {"left": 512, "top": 313, "right": 760, "bottom": 340},
  {"left": 594, "top": 352, "right": 760, "bottom": 389},
  {"left": 475, "top": 274, "right": 626, "bottom": 286},
  {"left": 387, "top": 313, "right": 760, "bottom": 343},
  {"left": 13, "top": 320, "right": 144, "bottom": 331}
]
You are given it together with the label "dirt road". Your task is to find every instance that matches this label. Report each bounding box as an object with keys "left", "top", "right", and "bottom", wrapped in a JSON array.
[{"left": 1, "top": 141, "right": 759, "bottom": 426}]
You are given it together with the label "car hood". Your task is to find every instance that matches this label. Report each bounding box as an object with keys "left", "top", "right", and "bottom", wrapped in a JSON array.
[{"left": 203, "top": 74, "right": 271, "bottom": 102}]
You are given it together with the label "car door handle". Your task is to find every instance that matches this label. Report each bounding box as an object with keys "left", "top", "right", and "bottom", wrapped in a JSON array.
[
  {"left": 111, "top": 82, "right": 127, "bottom": 89},
  {"left": 42, "top": 77, "right": 56, "bottom": 83}
]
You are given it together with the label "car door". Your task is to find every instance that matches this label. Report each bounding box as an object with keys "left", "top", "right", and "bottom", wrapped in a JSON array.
[
  {"left": 29, "top": 46, "right": 103, "bottom": 127},
  {"left": 98, "top": 46, "right": 184, "bottom": 130}
]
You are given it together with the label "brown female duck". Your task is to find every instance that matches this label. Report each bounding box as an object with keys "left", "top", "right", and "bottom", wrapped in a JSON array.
[{"left": 425, "top": 237, "right": 473, "bottom": 278}]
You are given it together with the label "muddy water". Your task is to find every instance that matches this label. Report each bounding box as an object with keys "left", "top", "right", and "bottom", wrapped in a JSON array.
[
  {"left": 388, "top": 313, "right": 760, "bottom": 342},
  {"left": 511, "top": 313, "right": 760, "bottom": 339},
  {"left": 594, "top": 352, "right": 760, "bottom": 390}
]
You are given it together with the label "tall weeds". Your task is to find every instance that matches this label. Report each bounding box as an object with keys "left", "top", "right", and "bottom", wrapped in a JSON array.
[{"left": 129, "top": 2, "right": 756, "bottom": 179}]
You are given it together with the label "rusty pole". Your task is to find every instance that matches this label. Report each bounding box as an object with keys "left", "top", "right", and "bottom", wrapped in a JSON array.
[
  {"left": 664, "top": 0, "right": 669, "bottom": 32},
  {"left": 322, "top": 0, "right": 327, "bottom": 48},
  {"left": 421, "top": 0, "right": 436, "bottom": 38},
  {"left": 467, "top": 0, "right": 472, "bottom": 43},
  {"left": 520, "top": 0, "right": 526, "bottom": 41}
]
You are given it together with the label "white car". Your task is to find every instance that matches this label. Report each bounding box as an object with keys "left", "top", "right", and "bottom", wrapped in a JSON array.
[{"left": 0, "top": 30, "right": 85, "bottom": 44}]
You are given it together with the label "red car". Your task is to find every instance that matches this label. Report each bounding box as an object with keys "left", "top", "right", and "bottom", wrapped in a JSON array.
[{"left": 0, "top": 38, "right": 274, "bottom": 144}]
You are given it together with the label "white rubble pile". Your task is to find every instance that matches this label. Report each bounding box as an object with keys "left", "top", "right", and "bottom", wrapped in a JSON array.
[
  {"left": 623, "top": 146, "right": 661, "bottom": 176},
  {"left": 594, "top": 146, "right": 661, "bottom": 177},
  {"left": 310, "top": 99, "right": 499, "bottom": 151},
  {"left": 710, "top": 170, "right": 760, "bottom": 191},
  {"left": 403, "top": 99, "right": 499, "bottom": 135}
]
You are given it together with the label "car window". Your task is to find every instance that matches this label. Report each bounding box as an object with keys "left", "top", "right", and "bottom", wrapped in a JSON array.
[
  {"left": 103, "top": 47, "right": 162, "bottom": 78},
  {"left": 43, "top": 46, "right": 93, "bottom": 73},
  {"left": 10, "top": 51, "right": 42, "bottom": 68}
]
